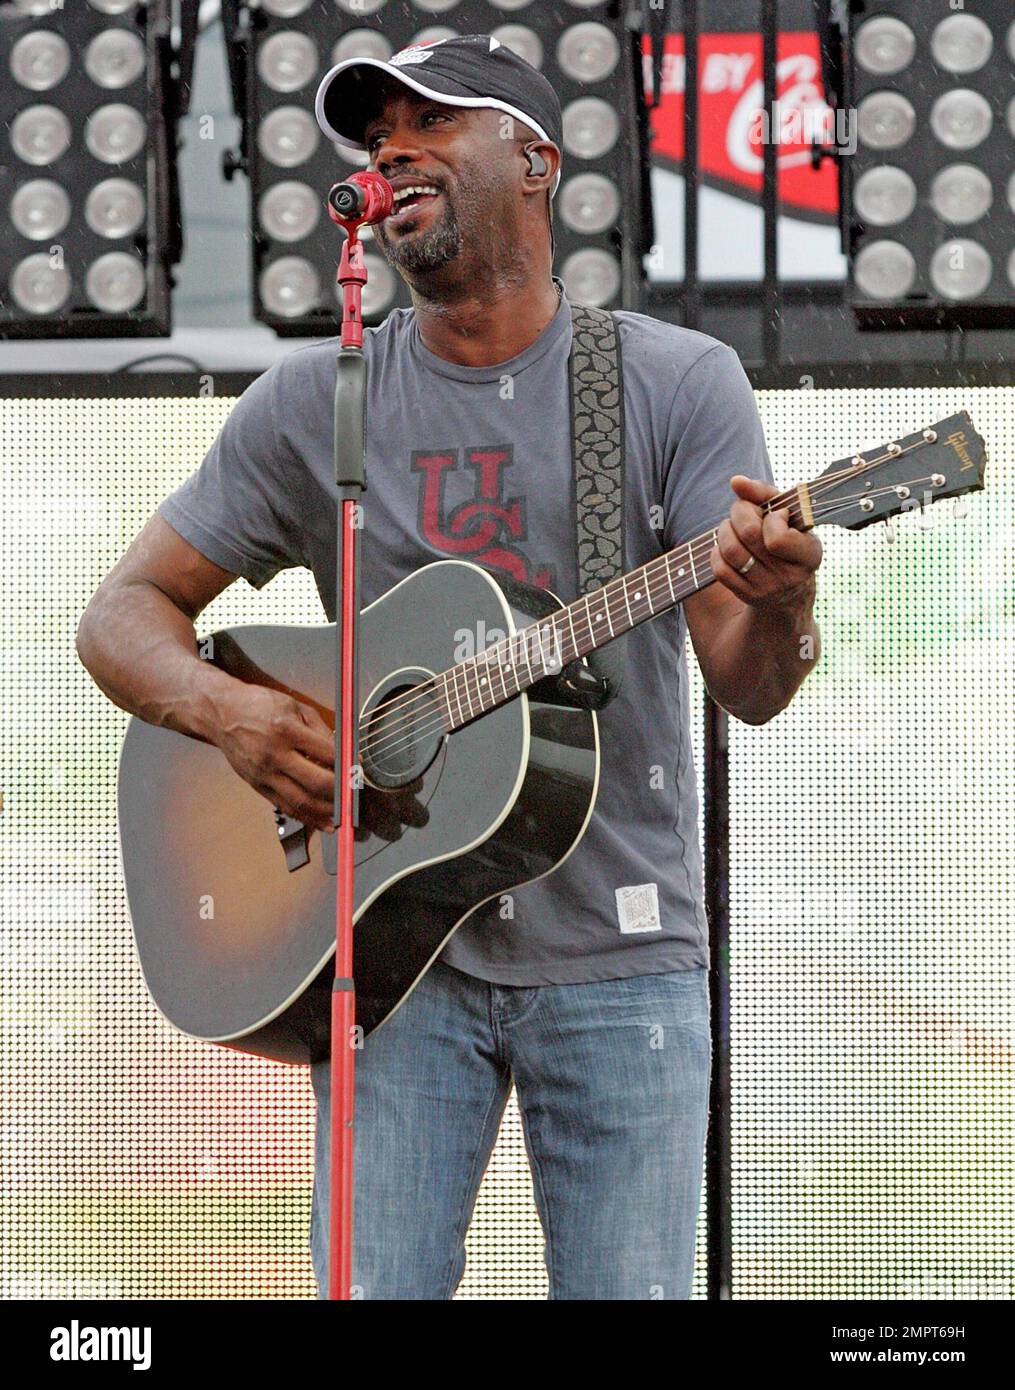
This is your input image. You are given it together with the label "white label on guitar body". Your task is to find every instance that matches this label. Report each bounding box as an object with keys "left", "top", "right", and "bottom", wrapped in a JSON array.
[{"left": 615, "top": 883, "right": 661, "bottom": 934}]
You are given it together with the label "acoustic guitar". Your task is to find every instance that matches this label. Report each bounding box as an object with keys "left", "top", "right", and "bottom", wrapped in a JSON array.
[{"left": 117, "top": 414, "right": 986, "bottom": 1062}]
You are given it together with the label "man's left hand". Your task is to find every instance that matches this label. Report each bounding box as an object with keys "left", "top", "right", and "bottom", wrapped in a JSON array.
[{"left": 710, "top": 475, "right": 823, "bottom": 610}]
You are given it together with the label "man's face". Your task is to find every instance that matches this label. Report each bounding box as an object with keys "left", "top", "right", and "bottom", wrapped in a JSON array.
[{"left": 362, "top": 84, "right": 529, "bottom": 280}]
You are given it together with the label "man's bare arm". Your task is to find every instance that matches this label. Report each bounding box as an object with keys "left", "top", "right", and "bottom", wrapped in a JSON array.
[
  {"left": 75, "top": 515, "right": 336, "bottom": 830},
  {"left": 75, "top": 514, "right": 248, "bottom": 742},
  {"left": 683, "top": 475, "right": 823, "bottom": 725}
]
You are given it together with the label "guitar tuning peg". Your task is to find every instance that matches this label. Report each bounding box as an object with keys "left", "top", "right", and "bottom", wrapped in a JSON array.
[{"left": 953, "top": 495, "right": 970, "bottom": 519}]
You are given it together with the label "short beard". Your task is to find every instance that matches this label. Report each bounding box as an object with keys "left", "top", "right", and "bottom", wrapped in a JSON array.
[{"left": 374, "top": 199, "right": 462, "bottom": 277}]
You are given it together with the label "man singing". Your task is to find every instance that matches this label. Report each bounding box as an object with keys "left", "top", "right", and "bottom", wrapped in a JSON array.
[{"left": 76, "top": 34, "right": 822, "bottom": 1300}]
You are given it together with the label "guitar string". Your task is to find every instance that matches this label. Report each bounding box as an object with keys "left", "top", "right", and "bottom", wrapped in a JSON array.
[
  {"left": 353, "top": 437, "right": 931, "bottom": 750},
  {"left": 357, "top": 457, "right": 939, "bottom": 768},
  {"left": 358, "top": 505, "right": 805, "bottom": 761},
  {"left": 352, "top": 439, "right": 937, "bottom": 761},
  {"left": 358, "top": 470, "right": 941, "bottom": 772},
  {"left": 357, "top": 485, "right": 899, "bottom": 770},
  {"left": 354, "top": 444, "right": 934, "bottom": 767}
]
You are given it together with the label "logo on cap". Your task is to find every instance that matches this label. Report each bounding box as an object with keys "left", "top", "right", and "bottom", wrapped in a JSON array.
[{"left": 390, "top": 39, "right": 449, "bottom": 68}]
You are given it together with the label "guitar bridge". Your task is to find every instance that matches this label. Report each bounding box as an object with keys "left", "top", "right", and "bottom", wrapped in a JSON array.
[{"left": 273, "top": 809, "right": 309, "bottom": 872}]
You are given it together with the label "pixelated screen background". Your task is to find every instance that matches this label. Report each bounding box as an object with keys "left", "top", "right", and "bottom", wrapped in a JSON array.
[{"left": 1, "top": 385, "right": 1011, "bottom": 1299}]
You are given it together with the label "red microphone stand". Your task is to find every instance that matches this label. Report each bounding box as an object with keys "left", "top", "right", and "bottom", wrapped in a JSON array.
[{"left": 325, "top": 170, "right": 393, "bottom": 1301}]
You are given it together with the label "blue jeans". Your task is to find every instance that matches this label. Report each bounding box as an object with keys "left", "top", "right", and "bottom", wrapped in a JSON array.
[{"left": 309, "top": 958, "right": 711, "bottom": 1300}]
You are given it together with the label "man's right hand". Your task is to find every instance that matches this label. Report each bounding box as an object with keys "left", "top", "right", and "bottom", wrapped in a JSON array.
[{"left": 211, "top": 684, "right": 337, "bottom": 833}]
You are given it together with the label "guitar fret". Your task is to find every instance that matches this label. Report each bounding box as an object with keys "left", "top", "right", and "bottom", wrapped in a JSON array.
[
  {"left": 542, "top": 621, "right": 562, "bottom": 674},
  {"left": 621, "top": 577, "right": 634, "bottom": 627},
  {"left": 689, "top": 541, "right": 697, "bottom": 590},
  {"left": 502, "top": 636, "right": 517, "bottom": 695},
  {"left": 601, "top": 590, "right": 615, "bottom": 639},
  {"left": 641, "top": 575, "right": 655, "bottom": 616},
  {"left": 665, "top": 555, "right": 676, "bottom": 603},
  {"left": 438, "top": 670, "right": 454, "bottom": 728},
  {"left": 516, "top": 628, "right": 534, "bottom": 686},
  {"left": 473, "top": 655, "right": 491, "bottom": 712},
  {"left": 495, "top": 645, "right": 510, "bottom": 703},
  {"left": 566, "top": 607, "right": 579, "bottom": 663},
  {"left": 453, "top": 663, "right": 468, "bottom": 726},
  {"left": 462, "top": 662, "right": 477, "bottom": 721},
  {"left": 582, "top": 593, "right": 596, "bottom": 650}
]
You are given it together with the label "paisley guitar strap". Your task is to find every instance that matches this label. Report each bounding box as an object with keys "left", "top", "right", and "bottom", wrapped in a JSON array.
[{"left": 566, "top": 300, "right": 627, "bottom": 709}]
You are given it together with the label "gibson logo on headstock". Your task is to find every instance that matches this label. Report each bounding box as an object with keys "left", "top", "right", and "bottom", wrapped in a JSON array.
[{"left": 946, "top": 430, "right": 976, "bottom": 471}]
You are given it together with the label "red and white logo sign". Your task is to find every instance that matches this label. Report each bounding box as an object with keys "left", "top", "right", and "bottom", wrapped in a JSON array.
[{"left": 644, "top": 31, "right": 840, "bottom": 218}]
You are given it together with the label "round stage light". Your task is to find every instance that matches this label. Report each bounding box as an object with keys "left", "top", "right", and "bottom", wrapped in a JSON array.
[
  {"left": 86, "top": 251, "right": 146, "bottom": 312},
  {"left": 10, "top": 105, "right": 72, "bottom": 167},
  {"left": 561, "top": 247, "right": 621, "bottom": 306},
  {"left": 257, "top": 31, "right": 318, "bottom": 94},
  {"left": 929, "top": 239, "right": 992, "bottom": 299},
  {"left": 491, "top": 26, "right": 543, "bottom": 70},
  {"left": 359, "top": 255, "right": 397, "bottom": 317},
  {"left": 262, "top": 0, "right": 314, "bottom": 15},
  {"left": 9, "top": 30, "right": 72, "bottom": 92},
  {"left": 257, "top": 106, "right": 319, "bottom": 167},
  {"left": 930, "top": 14, "right": 993, "bottom": 74},
  {"left": 85, "top": 178, "right": 146, "bottom": 238},
  {"left": 334, "top": 144, "right": 370, "bottom": 168},
  {"left": 258, "top": 181, "right": 321, "bottom": 242},
  {"left": 563, "top": 97, "right": 620, "bottom": 159},
  {"left": 413, "top": 0, "right": 462, "bottom": 13},
  {"left": 853, "top": 165, "right": 917, "bottom": 226},
  {"left": 557, "top": 23, "right": 620, "bottom": 84},
  {"left": 260, "top": 256, "right": 321, "bottom": 317},
  {"left": 559, "top": 173, "right": 621, "bottom": 234},
  {"left": 857, "top": 92, "right": 916, "bottom": 150},
  {"left": 930, "top": 89, "right": 993, "bottom": 150},
  {"left": 855, "top": 17, "right": 916, "bottom": 76},
  {"left": 929, "top": 164, "right": 993, "bottom": 226},
  {"left": 853, "top": 240, "right": 916, "bottom": 299},
  {"left": 332, "top": 31, "right": 393, "bottom": 64},
  {"left": 9, "top": 253, "right": 72, "bottom": 314},
  {"left": 10, "top": 178, "right": 71, "bottom": 241},
  {"left": 335, "top": 0, "right": 387, "bottom": 13},
  {"left": 84, "top": 28, "right": 146, "bottom": 90},
  {"left": 84, "top": 104, "right": 147, "bottom": 164}
]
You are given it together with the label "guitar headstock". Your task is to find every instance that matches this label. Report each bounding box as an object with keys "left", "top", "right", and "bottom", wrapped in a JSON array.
[{"left": 802, "top": 412, "right": 987, "bottom": 532}]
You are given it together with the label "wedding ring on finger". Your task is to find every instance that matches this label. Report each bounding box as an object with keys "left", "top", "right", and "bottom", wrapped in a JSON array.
[{"left": 738, "top": 555, "right": 756, "bottom": 575}]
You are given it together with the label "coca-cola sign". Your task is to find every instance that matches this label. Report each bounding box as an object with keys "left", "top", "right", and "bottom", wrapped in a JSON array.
[{"left": 644, "top": 32, "right": 843, "bottom": 218}]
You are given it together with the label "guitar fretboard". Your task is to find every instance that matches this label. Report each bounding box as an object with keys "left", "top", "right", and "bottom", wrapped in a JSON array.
[{"left": 436, "top": 487, "right": 807, "bottom": 731}]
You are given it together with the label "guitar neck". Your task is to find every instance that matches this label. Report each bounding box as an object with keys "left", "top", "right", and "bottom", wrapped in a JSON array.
[{"left": 437, "top": 484, "right": 812, "bottom": 731}]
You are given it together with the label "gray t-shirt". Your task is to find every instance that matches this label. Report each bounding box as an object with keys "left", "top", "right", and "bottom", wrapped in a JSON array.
[{"left": 157, "top": 281, "right": 772, "bottom": 986}]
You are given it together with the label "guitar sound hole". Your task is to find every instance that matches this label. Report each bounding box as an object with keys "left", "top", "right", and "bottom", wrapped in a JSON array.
[{"left": 360, "top": 670, "right": 445, "bottom": 790}]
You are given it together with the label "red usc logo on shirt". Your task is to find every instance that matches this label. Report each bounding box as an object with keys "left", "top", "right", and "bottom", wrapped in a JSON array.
[{"left": 411, "top": 445, "right": 555, "bottom": 590}]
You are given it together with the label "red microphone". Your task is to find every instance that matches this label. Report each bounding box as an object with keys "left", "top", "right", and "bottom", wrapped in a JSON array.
[
  {"left": 327, "top": 171, "right": 394, "bottom": 230},
  {"left": 329, "top": 171, "right": 394, "bottom": 347}
]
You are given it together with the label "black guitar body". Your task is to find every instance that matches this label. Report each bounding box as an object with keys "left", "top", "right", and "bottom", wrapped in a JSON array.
[{"left": 118, "top": 560, "right": 599, "bottom": 1063}]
